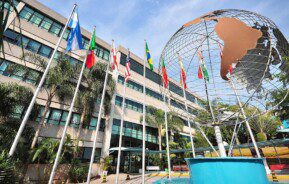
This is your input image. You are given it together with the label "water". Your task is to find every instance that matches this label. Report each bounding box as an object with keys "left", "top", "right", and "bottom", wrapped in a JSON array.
[
  {"left": 153, "top": 178, "right": 281, "bottom": 184},
  {"left": 153, "top": 178, "right": 190, "bottom": 184}
]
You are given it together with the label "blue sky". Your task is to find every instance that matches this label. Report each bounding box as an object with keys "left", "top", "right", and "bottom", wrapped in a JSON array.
[{"left": 39, "top": 0, "right": 289, "bottom": 64}]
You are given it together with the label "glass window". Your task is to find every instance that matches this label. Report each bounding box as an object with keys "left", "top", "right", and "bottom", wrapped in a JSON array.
[
  {"left": 26, "top": 40, "right": 41, "bottom": 53},
  {"left": 71, "top": 113, "right": 80, "bottom": 128},
  {"left": 0, "top": 61, "right": 9, "bottom": 74},
  {"left": 29, "top": 12, "right": 44, "bottom": 26},
  {"left": 103, "top": 51, "right": 109, "bottom": 61},
  {"left": 48, "top": 109, "right": 62, "bottom": 125},
  {"left": 19, "top": 6, "right": 34, "bottom": 20},
  {"left": 38, "top": 45, "right": 52, "bottom": 58},
  {"left": 89, "top": 118, "right": 97, "bottom": 130},
  {"left": 26, "top": 70, "right": 40, "bottom": 85},
  {"left": 63, "top": 29, "right": 70, "bottom": 40},
  {"left": 17, "top": 36, "right": 29, "bottom": 48},
  {"left": 10, "top": 68, "right": 25, "bottom": 80},
  {"left": 40, "top": 17, "right": 53, "bottom": 31},
  {"left": 50, "top": 22, "right": 62, "bottom": 36},
  {"left": 60, "top": 111, "right": 68, "bottom": 126}
]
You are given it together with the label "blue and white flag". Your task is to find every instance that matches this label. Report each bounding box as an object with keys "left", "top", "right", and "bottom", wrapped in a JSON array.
[{"left": 66, "top": 8, "right": 83, "bottom": 52}]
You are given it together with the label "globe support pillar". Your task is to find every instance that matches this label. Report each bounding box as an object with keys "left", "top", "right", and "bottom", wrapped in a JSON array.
[
  {"left": 230, "top": 80, "right": 261, "bottom": 158},
  {"left": 213, "top": 123, "right": 227, "bottom": 157}
]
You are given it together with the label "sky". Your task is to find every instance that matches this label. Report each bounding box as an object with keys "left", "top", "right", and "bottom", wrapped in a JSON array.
[{"left": 38, "top": 0, "right": 289, "bottom": 65}]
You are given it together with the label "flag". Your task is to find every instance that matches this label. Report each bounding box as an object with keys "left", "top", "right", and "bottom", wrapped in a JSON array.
[
  {"left": 85, "top": 28, "right": 96, "bottom": 69},
  {"left": 145, "top": 41, "right": 153, "bottom": 71},
  {"left": 124, "top": 49, "right": 131, "bottom": 82},
  {"left": 197, "top": 51, "right": 209, "bottom": 81},
  {"left": 111, "top": 41, "right": 119, "bottom": 75},
  {"left": 66, "top": 8, "right": 83, "bottom": 52},
  {"left": 161, "top": 57, "right": 169, "bottom": 88},
  {"left": 178, "top": 55, "right": 187, "bottom": 89},
  {"left": 229, "top": 64, "right": 233, "bottom": 74}
]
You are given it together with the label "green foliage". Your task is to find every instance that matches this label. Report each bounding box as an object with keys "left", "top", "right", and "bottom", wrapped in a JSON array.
[
  {"left": 102, "top": 156, "right": 112, "bottom": 171},
  {"left": 0, "top": 83, "right": 33, "bottom": 117},
  {"left": 68, "top": 159, "right": 88, "bottom": 183},
  {"left": 31, "top": 134, "right": 77, "bottom": 164},
  {"left": 0, "top": 151, "right": 15, "bottom": 170},
  {"left": 257, "top": 132, "right": 267, "bottom": 142}
]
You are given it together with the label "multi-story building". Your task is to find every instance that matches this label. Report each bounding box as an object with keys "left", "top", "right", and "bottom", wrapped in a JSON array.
[{"left": 1, "top": 0, "right": 204, "bottom": 172}]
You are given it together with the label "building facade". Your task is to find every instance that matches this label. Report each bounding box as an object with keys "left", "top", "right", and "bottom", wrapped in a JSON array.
[{"left": 1, "top": 0, "right": 204, "bottom": 172}]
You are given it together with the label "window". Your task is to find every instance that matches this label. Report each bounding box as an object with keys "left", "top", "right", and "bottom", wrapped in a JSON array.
[
  {"left": 19, "top": 6, "right": 34, "bottom": 20},
  {"left": 87, "top": 117, "right": 105, "bottom": 131},
  {"left": 117, "top": 75, "right": 143, "bottom": 93},
  {"left": 169, "top": 82, "right": 183, "bottom": 97},
  {"left": 115, "top": 96, "right": 143, "bottom": 113},
  {"left": 186, "top": 91, "right": 196, "bottom": 103},
  {"left": 38, "top": 45, "right": 52, "bottom": 58},
  {"left": 29, "top": 12, "right": 44, "bottom": 26},
  {"left": 20, "top": 6, "right": 65, "bottom": 37},
  {"left": 26, "top": 40, "right": 41, "bottom": 53},
  {"left": 95, "top": 45, "right": 110, "bottom": 61},
  {"left": 40, "top": 17, "right": 53, "bottom": 31},
  {"left": 0, "top": 59, "right": 41, "bottom": 85},
  {"left": 146, "top": 69, "right": 162, "bottom": 85},
  {"left": 120, "top": 53, "right": 143, "bottom": 75},
  {"left": 146, "top": 88, "right": 162, "bottom": 101},
  {"left": 82, "top": 38, "right": 90, "bottom": 50},
  {"left": 71, "top": 113, "right": 80, "bottom": 128},
  {"left": 112, "top": 119, "right": 158, "bottom": 144},
  {"left": 50, "top": 22, "right": 62, "bottom": 36},
  {"left": 171, "top": 99, "right": 185, "bottom": 110},
  {"left": 48, "top": 109, "right": 62, "bottom": 125}
]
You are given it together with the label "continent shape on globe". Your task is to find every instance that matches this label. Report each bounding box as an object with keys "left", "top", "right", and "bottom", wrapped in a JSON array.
[{"left": 215, "top": 17, "right": 262, "bottom": 80}]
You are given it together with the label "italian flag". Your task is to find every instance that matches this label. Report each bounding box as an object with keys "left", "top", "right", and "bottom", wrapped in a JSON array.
[
  {"left": 161, "top": 57, "right": 169, "bottom": 88},
  {"left": 197, "top": 51, "right": 209, "bottom": 82},
  {"left": 85, "top": 29, "right": 96, "bottom": 69}
]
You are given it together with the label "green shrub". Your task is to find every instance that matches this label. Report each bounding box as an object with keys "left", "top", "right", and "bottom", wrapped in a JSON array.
[
  {"left": 68, "top": 159, "right": 88, "bottom": 183},
  {"left": 257, "top": 132, "right": 267, "bottom": 142}
]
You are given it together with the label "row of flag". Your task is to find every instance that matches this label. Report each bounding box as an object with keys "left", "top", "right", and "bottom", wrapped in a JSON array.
[{"left": 161, "top": 44, "right": 235, "bottom": 91}]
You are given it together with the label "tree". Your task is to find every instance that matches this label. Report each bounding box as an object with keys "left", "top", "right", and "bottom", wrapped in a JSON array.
[
  {"left": 141, "top": 106, "right": 184, "bottom": 160},
  {"left": 22, "top": 53, "right": 75, "bottom": 149},
  {"left": 75, "top": 62, "right": 115, "bottom": 148}
]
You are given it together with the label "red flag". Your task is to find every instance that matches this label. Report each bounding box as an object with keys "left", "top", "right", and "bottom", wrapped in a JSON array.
[
  {"left": 229, "top": 64, "right": 233, "bottom": 74},
  {"left": 86, "top": 50, "right": 95, "bottom": 69},
  {"left": 198, "top": 66, "right": 203, "bottom": 79},
  {"left": 161, "top": 58, "right": 169, "bottom": 88}
]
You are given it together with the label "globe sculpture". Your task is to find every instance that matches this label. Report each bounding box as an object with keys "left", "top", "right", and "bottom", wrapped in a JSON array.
[{"left": 159, "top": 9, "right": 289, "bottom": 183}]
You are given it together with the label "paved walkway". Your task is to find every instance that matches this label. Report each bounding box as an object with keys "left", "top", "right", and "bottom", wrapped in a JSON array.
[{"left": 88, "top": 173, "right": 289, "bottom": 184}]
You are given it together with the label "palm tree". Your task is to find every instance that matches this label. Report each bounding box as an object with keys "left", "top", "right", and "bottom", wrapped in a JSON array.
[
  {"left": 141, "top": 105, "right": 184, "bottom": 159},
  {"left": 74, "top": 62, "right": 115, "bottom": 148},
  {"left": 22, "top": 53, "right": 75, "bottom": 149}
]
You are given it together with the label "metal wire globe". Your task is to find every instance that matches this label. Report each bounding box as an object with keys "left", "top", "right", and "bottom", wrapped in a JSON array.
[{"left": 159, "top": 9, "right": 289, "bottom": 126}]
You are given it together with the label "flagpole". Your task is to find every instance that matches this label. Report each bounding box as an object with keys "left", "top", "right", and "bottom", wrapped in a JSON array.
[
  {"left": 162, "top": 84, "right": 172, "bottom": 179},
  {"left": 229, "top": 79, "right": 261, "bottom": 158},
  {"left": 197, "top": 52, "right": 226, "bottom": 157},
  {"left": 115, "top": 81, "right": 127, "bottom": 184},
  {"left": 142, "top": 40, "right": 147, "bottom": 184},
  {"left": 8, "top": 4, "right": 77, "bottom": 157},
  {"left": 87, "top": 60, "right": 110, "bottom": 183},
  {"left": 178, "top": 53, "right": 195, "bottom": 157},
  {"left": 48, "top": 49, "right": 87, "bottom": 184}
]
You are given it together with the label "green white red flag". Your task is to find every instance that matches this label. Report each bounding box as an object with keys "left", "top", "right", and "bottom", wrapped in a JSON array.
[
  {"left": 85, "top": 28, "right": 96, "bottom": 69},
  {"left": 197, "top": 51, "right": 209, "bottom": 82}
]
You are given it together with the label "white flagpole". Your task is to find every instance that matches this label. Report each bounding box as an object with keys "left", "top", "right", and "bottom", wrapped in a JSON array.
[
  {"left": 229, "top": 79, "right": 261, "bottom": 158},
  {"left": 162, "top": 84, "right": 172, "bottom": 179},
  {"left": 49, "top": 50, "right": 86, "bottom": 184},
  {"left": 48, "top": 26, "right": 94, "bottom": 183},
  {"left": 8, "top": 4, "right": 77, "bottom": 157},
  {"left": 142, "top": 40, "right": 147, "bottom": 184},
  {"left": 115, "top": 81, "right": 127, "bottom": 184},
  {"left": 178, "top": 53, "right": 195, "bottom": 157},
  {"left": 86, "top": 57, "right": 110, "bottom": 183},
  {"left": 197, "top": 52, "right": 226, "bottom": 157}
]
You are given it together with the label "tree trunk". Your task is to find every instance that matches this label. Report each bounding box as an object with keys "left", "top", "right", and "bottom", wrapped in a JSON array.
[
  {"left": 30, "top": 99, "right": 51, "bottom": 149},
  {"left": 74, "top": 105, "right": 87, "bottom": 156}
]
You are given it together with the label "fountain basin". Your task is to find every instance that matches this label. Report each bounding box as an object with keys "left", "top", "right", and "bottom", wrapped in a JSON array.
[{"left": 185, "top": 157, "right": 269, "bottom": 184}]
